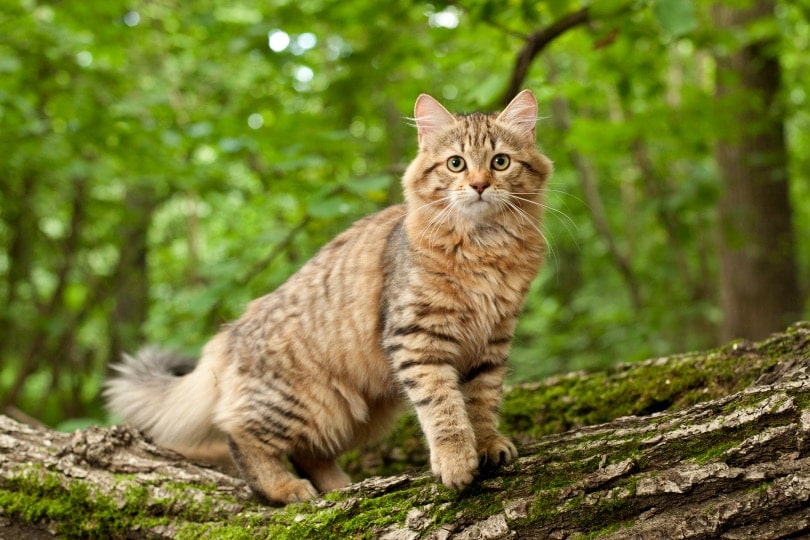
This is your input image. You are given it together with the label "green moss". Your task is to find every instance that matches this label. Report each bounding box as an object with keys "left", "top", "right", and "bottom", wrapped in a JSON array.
[
  {"left": 794, "top": 392, "right": 810, "bottom": 410},
  {"left": 746, "top": 480, "right": 773, "bottom": 496},
  {"left": 339, "top": 490, "right": 416, "bottom": 536},
  {"left": 0, "top": 465, "right": 249, "bottom": 538},
  {"left": 427, "top": 483, "right": 503, "bottom": 529},
  {"left": 576, "top": 520, "right": 632, "bottom": 539},
  {"left": 500, "top": 330, "right": 787, "bottom": 444},
  {"left": 0, "top": 467, "right": 167, "bottom": 537},
  {"left": 174, "top": 478, "right": 449, "bottom": 539},
  {"left": 526, "top": 489, "right": 562, "bottom": 524}
]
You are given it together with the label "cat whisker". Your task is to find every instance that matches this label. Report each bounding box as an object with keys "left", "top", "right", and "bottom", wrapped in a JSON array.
[
  {"left": 509, "top": 191, "right": 581, "bottom": 249},
  {"left": 499, "top": 198, "right": 529, "bottom": 242},
  {"left": 424, "top": 201, "right": 459, "bottom": 250},
  {"left": 415, "top": 196, "right": 456, "bottom": 249},
  {"left": 377, "top": 197, "right": 448, "bottom": 230},
  {"left": 513, "top": 187, "right": 586, "bottom": 206},
  {"left": 420, "top": 209, "right": 447, "bottom": 249},
  {"left": 510, "top": 195, "right": 579, "bottom": 232},
  {"left": 502, "top": 199, "right": 558, "bottom": 267}
]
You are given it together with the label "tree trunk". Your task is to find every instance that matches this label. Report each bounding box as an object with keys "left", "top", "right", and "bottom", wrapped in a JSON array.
[
  {"left": 110, "top": 186, "right": 156, "bottom": 368},
  {"left": 1, "top": 323, "right": 808, "bottom": 538},
  {"left": 713, "top": 0, "right": 802, "bottom": 342}
]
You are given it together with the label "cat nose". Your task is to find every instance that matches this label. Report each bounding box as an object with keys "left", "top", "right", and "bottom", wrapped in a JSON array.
[{"left": 470, "top": 181, "right": 490, "bottom": 194}]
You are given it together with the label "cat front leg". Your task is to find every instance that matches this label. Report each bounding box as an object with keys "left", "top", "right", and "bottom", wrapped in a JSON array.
[
  {"left": 461, "top": 360, "right": 518, "bottom": 468},
  {"left": 393, "top": 357, "right": 479, "bottom": 490}
]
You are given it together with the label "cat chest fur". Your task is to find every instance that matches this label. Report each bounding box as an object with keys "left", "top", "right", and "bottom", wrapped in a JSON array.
[{"left": 381, "top": 216, "right": 543, "bottom": 375}]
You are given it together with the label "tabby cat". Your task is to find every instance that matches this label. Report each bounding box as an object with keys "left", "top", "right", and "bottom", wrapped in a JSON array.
[{"left": 105, "top": 89, "right": 553, "bottom": 504}]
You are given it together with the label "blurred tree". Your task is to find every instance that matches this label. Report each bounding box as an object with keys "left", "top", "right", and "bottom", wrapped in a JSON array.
[{"left": 713, "top": 0, "right": 802, "bottom": 341}]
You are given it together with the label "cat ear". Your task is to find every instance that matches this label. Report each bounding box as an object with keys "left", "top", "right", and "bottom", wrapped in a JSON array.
[
  {"left": 413, "top": 94, "right": 456, "bottom": 143},
  {"left": 497, "top": 89, "right": 538, "bottom": 140}
]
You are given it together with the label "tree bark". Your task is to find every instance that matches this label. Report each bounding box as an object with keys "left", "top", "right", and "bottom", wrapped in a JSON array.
[
  {"left": 713, "top": 0, "right": 803, "bottom": 342},
  {"left": 1, "top": 323, "right": 809, "bottom": 539}
]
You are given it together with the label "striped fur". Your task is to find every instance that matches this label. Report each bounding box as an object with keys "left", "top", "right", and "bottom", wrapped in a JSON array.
[{"left": 105, "top": 89, "right": 552, "bottom": 504}]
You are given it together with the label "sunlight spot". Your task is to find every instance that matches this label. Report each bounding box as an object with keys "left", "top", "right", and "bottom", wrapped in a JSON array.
[
  {"left": 40, "top": 217, "right": 65, "bottom": 239},
  {"left": 124, "top": 11, "right": 140, "bottom": 27},
  {"left": 76, "top": 51, "right": 93, "bottom": 67},
  {"left": 297, "top": 32, "right": 317, "bottom": 51},
  {"left": 294, "top": 65, "right": 314, "bottom": 83},
  {"left": 33, "top": 5, "right": 54, "bottom": 23},
  {"left": 349, "top": 119, "right": 365, "bottom": 138},
  {"left": 194, "top": 145, "right": 218, "bottom": 164},
  {"left": 268, "top": 30, "right": 290, "bottom": 52},
  {"left": 248, "top": 113, "right": 264, "bottom": 129},
  {"left": 429, "top": 7, "right": 460, "bottom": 29},
  {"left": 326, "top": 35, "right": 351, "bottom": 60}
]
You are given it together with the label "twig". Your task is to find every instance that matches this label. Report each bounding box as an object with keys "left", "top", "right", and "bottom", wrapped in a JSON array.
[{"left": 500, "top": 7, "right": 591, "bottom": 106}]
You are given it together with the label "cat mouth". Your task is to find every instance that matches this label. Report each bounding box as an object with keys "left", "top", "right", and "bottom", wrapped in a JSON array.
[{"left": 456, "top": 194, "right": 498, "bottom": 218}]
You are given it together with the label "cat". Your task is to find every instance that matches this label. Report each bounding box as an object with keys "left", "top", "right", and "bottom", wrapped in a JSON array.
[{"left": 104, "top": 89, "right": 553, "bottom": 504}]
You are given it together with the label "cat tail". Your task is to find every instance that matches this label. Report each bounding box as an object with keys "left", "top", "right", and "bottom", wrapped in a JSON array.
[{"left": 104, "top": 335, "right": 228, "bottom": 461}]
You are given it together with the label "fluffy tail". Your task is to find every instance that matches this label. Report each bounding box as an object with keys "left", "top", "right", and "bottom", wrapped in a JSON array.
[{"left": 104, "top": 344, "right": 222, "bottom": 452}]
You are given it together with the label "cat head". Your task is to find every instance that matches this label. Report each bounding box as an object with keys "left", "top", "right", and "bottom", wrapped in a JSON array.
[{"left": 403, "top": 89, "right": 552, "bottom": 226}]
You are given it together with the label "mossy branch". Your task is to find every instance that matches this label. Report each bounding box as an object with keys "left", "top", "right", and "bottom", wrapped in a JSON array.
[{"left": 2, "top": 323, "right": 809, "bottom": 538}]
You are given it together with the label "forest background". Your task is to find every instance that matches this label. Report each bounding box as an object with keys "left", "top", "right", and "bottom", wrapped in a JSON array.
[{"left": 1, "top": 0, "right": 808, "bottom": 431}]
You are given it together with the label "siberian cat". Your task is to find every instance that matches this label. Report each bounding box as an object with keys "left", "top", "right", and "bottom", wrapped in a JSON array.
[{"left": 105, "top": 89, "right": 552, "bottom": 504}]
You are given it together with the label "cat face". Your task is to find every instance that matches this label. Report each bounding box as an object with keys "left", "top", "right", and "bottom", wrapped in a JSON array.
[{"left": 404, "top": 90, "right": 552, "bottom": 224}]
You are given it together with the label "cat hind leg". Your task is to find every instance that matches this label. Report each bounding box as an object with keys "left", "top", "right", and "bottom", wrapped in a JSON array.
[
  {"left": 291, "top": 454, "right": 352, "bottom": 493},
  {"left": 228, "top": 433, "right": 317, "bottom": 504}
]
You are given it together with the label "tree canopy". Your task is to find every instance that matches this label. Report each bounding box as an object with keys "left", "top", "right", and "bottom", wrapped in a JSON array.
[{"left": 1, "top": 0, "right": 808, "bottom": 428}]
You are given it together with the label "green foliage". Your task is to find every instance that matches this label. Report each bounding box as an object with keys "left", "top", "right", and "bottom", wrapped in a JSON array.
[{"left": 1, "top": 0, "right": 808, "bottom": 427}]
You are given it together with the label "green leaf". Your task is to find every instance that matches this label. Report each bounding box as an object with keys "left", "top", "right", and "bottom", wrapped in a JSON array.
[
  {"left": 590, "top": 0, "right": 634, "bottom": 19},
  {"left": 653, "top": 0, "right": 696, "bottom": 37},
  {"left": 469, "top": 74, "right": 505, "bottom": 107},
  {"left": 307, "top": 197, "right": 353, "bottom": 219}
]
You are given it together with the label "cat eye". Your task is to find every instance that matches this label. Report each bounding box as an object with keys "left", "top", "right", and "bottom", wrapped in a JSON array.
[
  {"left": 491, "top": 154, "right": 511, "bottom": 171},
  {"left": 446, "top": 156, "right": 466, "bottom": 172}
]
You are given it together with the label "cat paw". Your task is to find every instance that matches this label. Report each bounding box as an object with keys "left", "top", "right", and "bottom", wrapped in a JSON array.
[
  {"left": 431, "top": 443, "right": 479, "bottom": 490},
  {"left": 269, "top": 478, "right": 319, "bottom": 504},
  {"left": 478, "top": 435, "right": 518, "bottom": 468}
]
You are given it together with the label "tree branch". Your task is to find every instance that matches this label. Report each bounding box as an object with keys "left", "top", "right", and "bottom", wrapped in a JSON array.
[
  {"left": 500, "top": 7, "right": 591, "bottom": 106},
  {"left": 2, "top": 323, "right": 808, "bottom": 538}
]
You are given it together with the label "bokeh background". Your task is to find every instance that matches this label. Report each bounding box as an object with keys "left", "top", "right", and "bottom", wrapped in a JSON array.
[{"left": 1, "top": 0, "right": 808, "bottom": 429}]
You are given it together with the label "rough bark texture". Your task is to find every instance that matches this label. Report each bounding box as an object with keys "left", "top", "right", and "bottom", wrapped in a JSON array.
[{"left": 1, "top": 323, "right": 809, "bottom": 539}]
